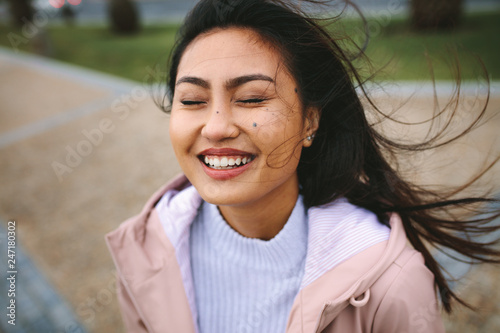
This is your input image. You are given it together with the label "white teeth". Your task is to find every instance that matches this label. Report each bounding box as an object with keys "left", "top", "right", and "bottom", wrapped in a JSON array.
[{"left": 203, "top": 156, "right": 252, "bottom": 169}]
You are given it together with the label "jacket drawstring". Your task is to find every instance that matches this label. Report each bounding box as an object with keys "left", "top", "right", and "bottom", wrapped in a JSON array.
[{"left": 349, "top": 289, "right": 370, "bottom": 307}]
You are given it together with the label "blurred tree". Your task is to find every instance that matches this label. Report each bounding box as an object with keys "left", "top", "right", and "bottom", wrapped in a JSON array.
[
  {"left": 61, "top": 4, "right": 76, "bottom": 26},
  {"left": 108, "top": 0, "right": 141, "bottom": 35},
  {"left": 6, "top": 0, "right": 34, "bottom": 27},
  {"left": 411, "top": 0, "right": 463, "bottom": 31}
]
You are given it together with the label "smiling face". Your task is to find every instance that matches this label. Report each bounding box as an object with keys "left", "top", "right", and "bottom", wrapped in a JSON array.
[{"left": 170, "top": 28, "right": 316, "bottom": 210}]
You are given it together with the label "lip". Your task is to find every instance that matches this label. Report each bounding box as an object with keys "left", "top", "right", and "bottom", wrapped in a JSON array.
[
  {"left": 198, "top": 148, "right": 254, "bottom": 156},
  {"left": 198, "top": 148, "right": 255, "bottom": 180}
]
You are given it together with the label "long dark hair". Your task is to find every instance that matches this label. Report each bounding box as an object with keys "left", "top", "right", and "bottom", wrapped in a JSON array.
[{"left": 161, "top": 0, "right": 500, "bottom": 312}]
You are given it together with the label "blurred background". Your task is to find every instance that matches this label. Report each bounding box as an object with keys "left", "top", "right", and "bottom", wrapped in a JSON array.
[{"left": 0, "top": 0, "right": 499, "bottom": 332}]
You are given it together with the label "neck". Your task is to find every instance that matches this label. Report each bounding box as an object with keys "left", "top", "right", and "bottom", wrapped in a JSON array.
[{"left": 218, "top": 179, "right": 299, "bottom": 240}]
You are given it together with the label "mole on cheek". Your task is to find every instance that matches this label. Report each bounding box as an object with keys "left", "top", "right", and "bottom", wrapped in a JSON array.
[
  {"left": 294, "top": 88, "right": 298, "bottom": 93},
  {"left": 253, "top": 122, "right": 257, "bottom": 127}
]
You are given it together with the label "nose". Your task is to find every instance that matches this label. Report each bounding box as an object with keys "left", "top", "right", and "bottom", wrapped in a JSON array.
[{"left": 201, "top": 101, "right": 239, "bottom": 141}]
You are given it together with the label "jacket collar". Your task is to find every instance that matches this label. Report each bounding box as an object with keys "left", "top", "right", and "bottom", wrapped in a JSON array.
[
  {"left": 106, "top": 175, "right": 407, "bottom": 332},
  {"left": 286, "top": 213, "right": 407, "bottom": 332},
  {"left": 106, "top": 175, "right": 198, "bottom": 333}
]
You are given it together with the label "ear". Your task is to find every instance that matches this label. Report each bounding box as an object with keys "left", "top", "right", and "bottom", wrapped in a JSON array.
[{"left": 303, "top": 106, "right": 320, "bottom": 147}]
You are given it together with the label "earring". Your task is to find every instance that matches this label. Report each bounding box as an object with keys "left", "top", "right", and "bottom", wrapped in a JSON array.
[{"left": 307, "top": 135, "right": 312, "bottom": 141}]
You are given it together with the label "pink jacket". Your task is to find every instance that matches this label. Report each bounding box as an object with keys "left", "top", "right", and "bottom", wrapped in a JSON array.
[{"left": 106, "top": 175, "right": 445, "bottom": 332}]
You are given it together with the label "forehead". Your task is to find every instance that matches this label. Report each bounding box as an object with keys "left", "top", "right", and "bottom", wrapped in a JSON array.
[{"left": 177, "top": 28, "right": 285, "bottom": 80}]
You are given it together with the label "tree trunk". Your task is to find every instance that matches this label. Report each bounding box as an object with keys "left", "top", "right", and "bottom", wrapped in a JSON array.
[
  {"left": 411, "top": 0, "right": 463, "bottom": 31},
  {"left": 108, "top": 0, "right": 141, "bottom": 35},
  {"left": 6, "top": 0, "right": 34, "bottom": 28}
]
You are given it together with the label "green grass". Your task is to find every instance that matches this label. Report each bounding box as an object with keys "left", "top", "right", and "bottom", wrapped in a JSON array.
[
  {"left": 0, "top": 24, "right": 178, "bottom": 82},
  {"left": 0, "top": 11, "right": 499, "bottom": 82},
  {"left": 359, "top": 11, "right": 500, "bottom": 81}
]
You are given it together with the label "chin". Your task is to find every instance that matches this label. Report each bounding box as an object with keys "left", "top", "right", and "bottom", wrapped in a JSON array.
[{"left": 197, "top": 188, "right": 251, "bottom": 207}]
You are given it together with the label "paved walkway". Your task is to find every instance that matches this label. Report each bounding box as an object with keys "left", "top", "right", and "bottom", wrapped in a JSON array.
[
  {"left": 0, "top": 47, "right": 181, "bottom": 332},
  {"left": 0, "top": 46, "right": 499, "bottom": 332},
  {"left": 0, "top": 222, "right": 87, "bottom": 333}
]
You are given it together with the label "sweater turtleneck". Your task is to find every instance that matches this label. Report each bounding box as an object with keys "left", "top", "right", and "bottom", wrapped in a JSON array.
[{"left": 189, "top": 195, "right": 308, "bottom": 333}]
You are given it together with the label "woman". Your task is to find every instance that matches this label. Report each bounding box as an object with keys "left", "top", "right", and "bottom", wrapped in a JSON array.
[{"left": 106, "top": 0, "right": 500, "bottom": 332}]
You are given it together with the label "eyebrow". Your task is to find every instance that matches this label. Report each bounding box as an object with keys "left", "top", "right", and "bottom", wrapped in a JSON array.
[
  {"left": 226, "top": 74, "right": 274, "bottom": 89},
  {"left": 175, "top": 76, "right": 209, "bottom": 89},
  {"left": 175, "top": 74, "right": 274, "bottom": 89}
]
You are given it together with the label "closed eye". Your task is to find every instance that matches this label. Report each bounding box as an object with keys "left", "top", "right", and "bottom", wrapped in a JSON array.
[
  {"left": 181, "top": 100, "right": 205, "bottom": 105},
  {"left": 238, "top": 98, "right": 267, "bottom": 104}
]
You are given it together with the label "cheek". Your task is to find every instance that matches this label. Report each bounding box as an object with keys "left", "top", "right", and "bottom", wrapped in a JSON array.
[
  {"left": 169, "top": 112, "right": 194, "bottom": 156},
  {"left": 254, "top": 110, "right": 305, "bottom": 168},
  {"left": 169, "top": 115, "right": 180, "bottom": 150}
]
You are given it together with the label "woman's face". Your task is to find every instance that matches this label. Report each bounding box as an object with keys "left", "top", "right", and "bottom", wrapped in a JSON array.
[{"left": 170, "top": 28, "right": 315, "bottom": 208}]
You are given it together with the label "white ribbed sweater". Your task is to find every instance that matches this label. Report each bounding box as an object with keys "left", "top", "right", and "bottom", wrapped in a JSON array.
[{"left": 189, "top": 196, "right": 308, "bottom": 333}]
